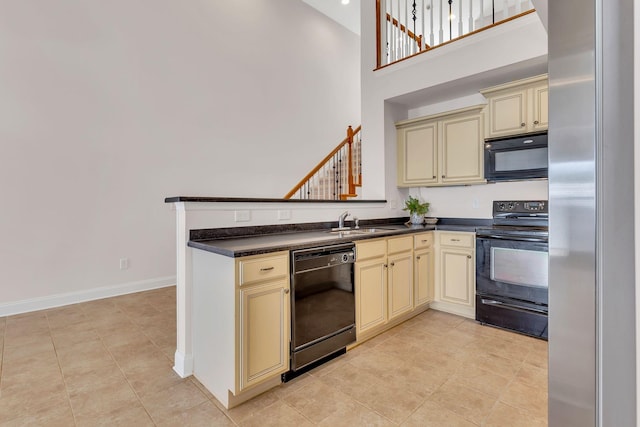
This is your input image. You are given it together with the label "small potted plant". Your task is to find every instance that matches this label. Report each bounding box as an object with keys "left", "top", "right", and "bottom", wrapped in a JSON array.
[{"left": 403, "top": 196, "right": 430, "bottom": 225}]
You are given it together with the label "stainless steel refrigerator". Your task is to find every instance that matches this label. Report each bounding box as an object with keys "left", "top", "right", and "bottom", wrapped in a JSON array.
[{"left": 548, "top": 1, "right": 636, "bottom": 425}]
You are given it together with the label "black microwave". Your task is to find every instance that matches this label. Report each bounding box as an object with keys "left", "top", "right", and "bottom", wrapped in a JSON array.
[{"left": 484, "top": 132, "right": 548, "bottom": 182}]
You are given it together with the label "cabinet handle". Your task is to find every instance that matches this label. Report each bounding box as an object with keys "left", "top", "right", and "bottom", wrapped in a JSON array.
[
  {"left": 534, "top": 120, "right": 539, "bottom": 125},
  {"left": 441, "top": 175, "right": 445, "bottom": 178},
  {"left": 451, "top": 239, "right": 460, "bottom": 242},
  {"left": 260, "top": 266, "right": 275, "bottom": 271},
  {"left": 467, "top": 255, "right": 472, "bottom": 259},
  {"left": 421, "top": 240, "right": 428, "bottom": 243},
  {"left": 520, "top": 122, "right": 526, "bottom": 127},
  {"left": 284, "top": 289, "right": 290, "bottom": 294}
]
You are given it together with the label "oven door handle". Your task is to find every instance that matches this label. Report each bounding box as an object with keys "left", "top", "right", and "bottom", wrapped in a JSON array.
[
  {"left": 477, "top": 234, "right": 548, "bottom": 243},
  {"left": 480, "top": 298, "right": 548, "bottom": 315}
]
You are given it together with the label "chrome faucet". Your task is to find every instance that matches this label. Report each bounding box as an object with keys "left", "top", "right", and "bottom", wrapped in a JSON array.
[{"left": 338, "top": 211, "right": 350, "bottom": 230}]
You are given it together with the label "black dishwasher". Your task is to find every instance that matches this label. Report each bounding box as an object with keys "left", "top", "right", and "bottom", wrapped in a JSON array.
[{"left": 288, "top": 243, "right": 356, "bottom": 374}]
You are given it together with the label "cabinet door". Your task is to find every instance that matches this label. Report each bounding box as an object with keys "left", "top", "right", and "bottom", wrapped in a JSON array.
[
  {"left": 355, "top": 258, "right": 387, "bottom": 335},
  {"left": 440, "top": 112, "right": 484, "bottom": 184},
  {"left": 414, "top": 247, "right": 434, "bottom": 307},
  {"left": 238, "top": 279, "right": 289, "bottom": 391},
  {"left": 397, "top": 121, "right": 438, "bottom": 186},
  {"left": 439, "top": 247, "right": 475, "bottom": 307},
  {"left": 485, "top": 89, "right": 527, "bottom": 138},
  {"left": 530, "top": 83, "right": 549, "bottom": 132},
  {"left": 388, "top": 251, "right": 414, "bottom": 320}
]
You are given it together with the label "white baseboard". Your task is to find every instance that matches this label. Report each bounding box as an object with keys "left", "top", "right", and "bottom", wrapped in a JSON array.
[
  {"left": 429, "top": 300, "right": 475, "bottom": 319},
  {"left": 173, "top": 350, "right": 194, "bottom": 378},
  {"left": 0, "top": 276, "right": 176, "bottom": 317}
]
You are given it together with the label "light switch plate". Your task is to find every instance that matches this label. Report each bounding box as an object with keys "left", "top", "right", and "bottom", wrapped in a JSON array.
[
  {"left": 278, "top": 210, "right": 291, "bottom": 220},
  {"left": 234, "top": 210, "right": 251, "bottom": 222}
]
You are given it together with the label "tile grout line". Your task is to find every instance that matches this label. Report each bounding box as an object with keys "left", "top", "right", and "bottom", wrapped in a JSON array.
[{"left": 46, "top": 310, "right": 80, "bottom": 427}]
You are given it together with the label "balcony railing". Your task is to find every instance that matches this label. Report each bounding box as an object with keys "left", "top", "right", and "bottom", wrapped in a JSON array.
[{"left": 377, "top": 0, "right": 535, "bottom": 68}]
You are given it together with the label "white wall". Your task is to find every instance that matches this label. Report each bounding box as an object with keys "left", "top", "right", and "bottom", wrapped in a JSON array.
[
  {"left": 0, "top": 0, "right": 361, "bottom": 313},
  {"left": 359, "top": 4, "right": 549, "bottom": 210}
]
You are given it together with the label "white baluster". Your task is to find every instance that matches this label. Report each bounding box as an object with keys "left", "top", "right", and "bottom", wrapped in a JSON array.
[
  {"left": 478, "top": 0, "right": 484, "bottom": 27},
  {"left": 503, "top": 0, "right": 509, "bottom": 20},
  {"left": 458, "top": 0, "right": 463, "bottom": 37},
  {"left": 404, "top": 0, "right": 409, "bottom": 57},
  {"left": 429, "top": 0, "right": 434, "bottom": 47},
  {"left": 468, "top": 0, "right": 473, "bottom": 33},
  {"left": 439, "top": 0, "right": 444, "bottom": 44}
]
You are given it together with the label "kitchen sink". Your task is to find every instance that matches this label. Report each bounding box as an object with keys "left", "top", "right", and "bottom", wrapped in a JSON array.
[{"left": 327, "top": 227, "right": 397, "bottom": 235}]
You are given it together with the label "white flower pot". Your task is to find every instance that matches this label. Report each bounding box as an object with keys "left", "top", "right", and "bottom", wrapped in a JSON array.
[{"left": 410, "top": 212, "right": 424, "bottom": 225}]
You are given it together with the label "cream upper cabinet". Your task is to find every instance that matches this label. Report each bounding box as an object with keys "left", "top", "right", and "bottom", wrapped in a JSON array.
[
  {"left": 431, "top": 231, "right": 476, "bottom": 319},
  {"left": 396, "top": 106, "right": 485, "bottom": 187},
  {"left": 440, "top": 112, "right": 484, "bottom": 184},
  {"left": 481, "top": 74, "right": 549, "bottom": 138},
  {"left": 413, "top": 232, "right": 434, "bottom": 308},
  {"left": 397, "top": 120, "right": 438, "bottom": 186}
]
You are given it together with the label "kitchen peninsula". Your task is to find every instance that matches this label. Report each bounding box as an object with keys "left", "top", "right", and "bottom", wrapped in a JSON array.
[{"left": 165, "top": 196, "right": 491, "bottom": 408}]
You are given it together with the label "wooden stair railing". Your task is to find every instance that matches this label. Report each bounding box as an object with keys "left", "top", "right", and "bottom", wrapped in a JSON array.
[
  {"left": 284, "top": 125, "right": 362, "bottom": 200},
  {"left": 386, "top": 13, "right": 425, "bottom": 50}
]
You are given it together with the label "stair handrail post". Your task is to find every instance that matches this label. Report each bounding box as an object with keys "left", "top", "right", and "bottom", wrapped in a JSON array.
[{"left": 347, "top": 125, "right": 355, "bottom": 196}]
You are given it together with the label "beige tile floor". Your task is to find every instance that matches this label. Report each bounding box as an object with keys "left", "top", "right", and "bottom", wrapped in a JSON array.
[{"left": 0, "top": 286, "right": 548, "bottom": 426}]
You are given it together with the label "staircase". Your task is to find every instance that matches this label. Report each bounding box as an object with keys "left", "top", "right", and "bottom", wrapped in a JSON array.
[{"left": 284, "top": 125, "right": 362, "bottom": 200}]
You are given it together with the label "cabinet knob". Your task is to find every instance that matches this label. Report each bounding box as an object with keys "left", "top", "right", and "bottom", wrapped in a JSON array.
[
  {"left": 383, "top": 264, "right": 388, "bottom": 268},
  {"left": 534, "top": 120, "right": 539, "bottom": 125},
  {"left": 467, "top": 255, "right": 472, "bottom": 259},
  {"left": 390, "top": 262, "right": 395, "bottom": 267},
  {"left": 416, "top": 256, "right": 421, "bottom": 260},
  {"left": 441, "top": 175, "right": 445, "bottom": 178},
  {"left": 284, "top": 289, "right": 290, "bottom": 294},
  {"left": 520, "top": 123, "right": 526, "bottom": 127},
  {"left": 432, "top": 175, "right": 436, "bottom": 179}
]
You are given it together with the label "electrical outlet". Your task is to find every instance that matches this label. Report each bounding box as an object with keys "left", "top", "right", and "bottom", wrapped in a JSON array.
[
  {"left": 278, "top": 210, "right": 291, "bottom": 220},
  {"left": 119, "top": 258, "right": 129, "bottom": 270},
  {"left": 234, "top": 210, "right": 251, "bottom": 222}
]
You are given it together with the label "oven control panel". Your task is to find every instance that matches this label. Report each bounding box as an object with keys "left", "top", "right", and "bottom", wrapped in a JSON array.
[{"left": 494, "top": 200, "right": 547, "bottom": 214}]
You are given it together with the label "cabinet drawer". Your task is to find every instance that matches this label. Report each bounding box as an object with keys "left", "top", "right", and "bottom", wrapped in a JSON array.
[
  {"left": 387, "top": 235, "right": 413, "bottom": 254},
  {"left": 238, "top": 253, "right": 288, "bottom": 286},
  {"left": 356, "top": 239, "right": 386, "bottom": 261},
  {"left": 439, "top": 232, "right": 474, "bottom": 248},
  {"left": 413, "top": 233, "right": 433, "bottom": 249}
]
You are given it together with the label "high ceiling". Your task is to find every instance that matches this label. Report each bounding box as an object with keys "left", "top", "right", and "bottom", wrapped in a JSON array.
[{"left": 301, "top": 0, "right": 361, "bottom": 35}]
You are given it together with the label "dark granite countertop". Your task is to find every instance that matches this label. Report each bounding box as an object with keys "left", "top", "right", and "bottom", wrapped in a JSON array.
[
  {"left": 188, "top": 217, "right": 492, "bottom": 257},
  {"left": 165, "top": 196, "right": 387, "bottom": 204}
]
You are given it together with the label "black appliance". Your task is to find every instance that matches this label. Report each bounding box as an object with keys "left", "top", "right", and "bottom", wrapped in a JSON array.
[
  {"left": 484, "top": 132, "right": 548, "bottom": 182},
  {"left": 288, "top": 243, "right": 356, "bottom": 375},
  {"left": 475, "top": 200, "right": 549, "bottom": 339}
]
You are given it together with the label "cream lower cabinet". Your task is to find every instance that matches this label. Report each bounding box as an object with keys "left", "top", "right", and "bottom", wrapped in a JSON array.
[
  {"left": 413, "top": 232, "right": 435, "bottom": 308},
  {"left": 481, "top": 74, "right": 548, "bottom": 138},
  {"left": 396, "top": 106, "right": 485, "bottom": 187},
  {"left": 431, "top": 231, "right": 476, "bottom": 319},
  {"left": 355, "top": 236, "right": 414, "bottom": 341},
  {"left": 191, "top": 249, "right": 290, "bottom": 409}
]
